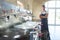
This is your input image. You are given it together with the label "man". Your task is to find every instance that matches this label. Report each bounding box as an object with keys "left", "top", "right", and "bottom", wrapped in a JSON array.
[{"left": 39, "top": 5, "right": 50, "bottom": 40}]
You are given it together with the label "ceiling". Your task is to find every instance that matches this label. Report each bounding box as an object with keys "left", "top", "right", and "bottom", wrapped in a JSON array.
[{"left": 5, "top": 0, "right": 48, "bottom": 5}]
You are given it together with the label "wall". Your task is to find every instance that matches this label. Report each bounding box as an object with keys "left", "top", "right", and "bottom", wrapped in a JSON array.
[
  {"left": 32, "top": 0, "right": 47, "bottom": 21},
  {"left": 17, "top": 0, "right": 33, "bottom": 11}
]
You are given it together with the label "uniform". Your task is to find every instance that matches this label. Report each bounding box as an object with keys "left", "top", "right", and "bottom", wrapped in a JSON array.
[
  {"left": 40, "top": 11, "right": 48, "bottom": 31},
  {"left": 40, "top": 11, "right": 50, "bottom": 40}
]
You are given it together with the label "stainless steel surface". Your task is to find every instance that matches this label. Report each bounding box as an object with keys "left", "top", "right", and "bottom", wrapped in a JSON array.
[
  {"left": 0, "top": 1, "right": 33, "bottom": 40},
  {"left": 14, "top": 21, "right": 39, "bottom": 29}
]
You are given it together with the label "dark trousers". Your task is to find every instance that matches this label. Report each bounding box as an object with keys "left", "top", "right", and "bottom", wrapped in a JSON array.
[{"left": 41, "top": 30, "right": 50, "bottom": 40}]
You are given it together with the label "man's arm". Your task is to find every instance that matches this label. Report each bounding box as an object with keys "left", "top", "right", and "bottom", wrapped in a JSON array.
[{"left": 40, "top": 13, "right": 48, "bottom": 18}]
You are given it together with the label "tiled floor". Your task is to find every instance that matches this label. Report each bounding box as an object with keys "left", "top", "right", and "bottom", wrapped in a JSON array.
[{"left": 49, "top": 26, "right": 60, "bottom": 40}]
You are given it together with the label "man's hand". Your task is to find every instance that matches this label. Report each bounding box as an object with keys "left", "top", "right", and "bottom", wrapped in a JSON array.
[{"left": 40, "top": 13, "right": 48, "bottom": 18}]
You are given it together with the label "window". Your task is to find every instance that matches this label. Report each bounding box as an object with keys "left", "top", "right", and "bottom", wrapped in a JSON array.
[
  {"left": 45, "top": 1, "right": 60, "bottom": 40},
  {"left": 45, "top": 1, "right": 60, "bottom": 25}
]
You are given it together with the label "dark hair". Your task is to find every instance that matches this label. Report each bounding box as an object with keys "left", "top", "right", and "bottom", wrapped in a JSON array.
[{"left": 42, "top": 5, "right": 45, "bottom": 7}]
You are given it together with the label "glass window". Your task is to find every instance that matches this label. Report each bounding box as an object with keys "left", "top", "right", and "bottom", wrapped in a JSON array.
[
  {"left": 45, "top": 1, "right": 60, "bottom": 40},
  {"left": 56, "top": 9, "right": 60, "bottom": 24},
  {"left": 48, "top": 9, "right": 55, "bottom": 24},
  {"left": 45, "top": 2, "right": 48, "bottom": 8},
  {"left": 45, "top": 1, "right": 60, "bottom": 25},
  {"left": 56, "top": 1, "right": 60, "bottom": 8},
  {"left": 45, "top": 1, "right": 55, "bottom": 8}
]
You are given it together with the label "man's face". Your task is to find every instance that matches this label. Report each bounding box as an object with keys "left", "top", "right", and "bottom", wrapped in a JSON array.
[{"left": 42, "top": 7, "right": 45, "bottom": 11}]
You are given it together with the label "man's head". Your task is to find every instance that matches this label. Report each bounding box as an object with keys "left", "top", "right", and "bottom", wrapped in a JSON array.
[{"left": 42, "top": 5, "right": 45, "bottom": 11}]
